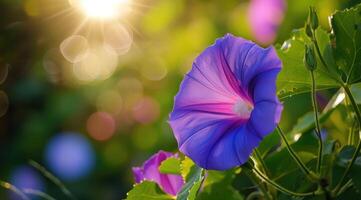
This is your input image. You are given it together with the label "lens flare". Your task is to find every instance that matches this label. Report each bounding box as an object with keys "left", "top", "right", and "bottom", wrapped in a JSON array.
[{"left": 71, "top": 0, "right": 131, "bottom": 19}]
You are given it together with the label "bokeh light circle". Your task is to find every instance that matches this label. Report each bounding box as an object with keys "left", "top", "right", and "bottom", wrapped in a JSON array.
[
  {"left": 43, "top": 48, "right": 64, "bottom": 83},
  {"left": 103, "top": 23, "right": 133, "bottom": 55},
  {"left": 86, "top": 112, "right": 116, "bottom": 141},
  {"left": 103, "top": 141, "right": 128, "bottom": 167},
  {"left": 132, "top": 96, "right": 160, "bottom": 124},
  {"left": 10, "top": 166, "right": 44, "bottom": 190},
  {"left": 117, "top": 77, "right": 143, "bottom": 107},
  {"left": 96, "top": 90, "right": 123, "bottom": 115},
  {"left": 140, "top": 63, "right": 167, "bottom": 81},
  {"left": 0, "top": 90, "right": 9, "bottom": 118},
  {"left": 9, "top": 166, "right": 44, "bottom": 200},
  {"left": 60, "top": 35, "right": 89, "bottom": 63},
  {"left": 45, "top": 132, "right": 95, "bottom": 181},
  {"left": 0, "top": 63, "right": 9, "bottom": 85},
  {"left": 73, "top": 46, "right": 118, "bottom": 82}
]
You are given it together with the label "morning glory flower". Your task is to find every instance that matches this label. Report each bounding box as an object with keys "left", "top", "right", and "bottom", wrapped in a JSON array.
[
  {"left": 248, "top": 0, "right": 286, "bottom": 45},
  {"left": 132, "top": 151, "right": 184, "bottom": 196},
  {"left": 169, "top": 34, "right": 283, "bottom": 170}
]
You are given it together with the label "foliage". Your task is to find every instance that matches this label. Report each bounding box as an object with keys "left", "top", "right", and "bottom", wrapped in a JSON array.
[
  {"left": 125, "top": 2, "right": 361, "bottom": 200},
  {"left": 126, "top": 181, "right": 174, "bottom": 200},
  {"left": 1, "top": 0, "right": 361, "bottom": 200}
]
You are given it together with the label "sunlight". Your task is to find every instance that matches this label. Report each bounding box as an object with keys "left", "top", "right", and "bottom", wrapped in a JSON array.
[{"left": 75, "top": 0, "right": 130, "bottom": 19}]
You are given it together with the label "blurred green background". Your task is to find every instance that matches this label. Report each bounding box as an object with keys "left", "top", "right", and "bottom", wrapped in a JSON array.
[{"left": 0, "top": 0, "right": 359, "bottom": 199}]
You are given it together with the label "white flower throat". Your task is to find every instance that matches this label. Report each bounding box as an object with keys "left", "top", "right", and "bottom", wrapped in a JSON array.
[{"left": 233, "top": 99, "right": 253, "bottom": 118}]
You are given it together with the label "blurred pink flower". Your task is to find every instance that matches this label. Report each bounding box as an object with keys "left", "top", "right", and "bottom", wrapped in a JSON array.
[
  {"left": 132, "top": 151, "right": 184, "bottom": 196},
  {"left": 248, "top": 0, "right": 286, "bottom": 45}
]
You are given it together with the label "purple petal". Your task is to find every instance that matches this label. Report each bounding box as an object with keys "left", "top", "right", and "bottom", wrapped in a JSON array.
[
  {"left": 169, "top": 34, "right": 283, "bottom": 170},
  {"left": 132, "top": 167, "right": 144, "bottom": 183},
  {"left": 132, "top": 151, "right": 184, "bottom": 196},
  {"left": 250, "top": 101, "right": 282, "bottom": 136}
]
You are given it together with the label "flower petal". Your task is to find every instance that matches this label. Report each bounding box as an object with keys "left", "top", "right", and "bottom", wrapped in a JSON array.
[
  {"left": 250, "top": 101, "right": 283, "bottom": 136},
  {"left": 252, "top": 68, "right": 281, "bottom": 103},
  {"left": 170, "top": 34, "right": 283, "bottom": 170},
  {"left": 141, "top": 151, "right": 184, "bottom": 196},
  {"left": 132, "top": 167, "right": 144, "bottom": 183}
]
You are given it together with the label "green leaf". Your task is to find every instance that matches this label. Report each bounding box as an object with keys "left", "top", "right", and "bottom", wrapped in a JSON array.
[
  {"left": 180, "top": 156, "right": 194, "bottom": 181},
  {"left": 257, "top": 131, "right": 280, "bottom": 157},
  {"left": 198, "top": 170, "right": 243, "bottom": 200},
  {"left": 289, "top": 88, "right": 342, "bottom": 138},
  {"left": 333, "top": 146, "right": 361, "bottom": 197},
  {"left": 159, "top": 157, "right": 181, "bottom": 175},
  {"left": 331, "top": 3, "right": 361, "bottom": 84},
  {"left": 265, "top": 131, "right": 319, "bottom": 180},
  {"left": 177, "top": 157, "right": 204, "bottom": 200},
  {"left": 126, "top": 181, "right": 173, "bottom": 200},
  {"left": 351, "top": 83, "right": 361, "bottom": 104},
  {"left": 276, "top": 29, "right": 339, "bottom": 99},
  {"left": 290, "top": 109, "right": 334, "bottom": 136}
]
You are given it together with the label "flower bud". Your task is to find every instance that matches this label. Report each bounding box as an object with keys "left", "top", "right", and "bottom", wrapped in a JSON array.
[
  {"left": 305, "top": 23, "right": 313, "bottom": 38},
  {"left": 308, "top": 7, "right": 319, "bottom": 30},
  {"left": 304, "top": 44, "right": 317, "bottom": 71}
]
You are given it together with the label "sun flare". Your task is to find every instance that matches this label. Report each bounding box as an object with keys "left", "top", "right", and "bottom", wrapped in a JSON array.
[{"left": 73, "top": 0, "right": 130, "bottom": 19}]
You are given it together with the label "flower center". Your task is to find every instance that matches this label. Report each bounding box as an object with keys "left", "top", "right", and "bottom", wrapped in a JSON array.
[{"left": 233, "top": 100, "right": 253, "bottom": 119}]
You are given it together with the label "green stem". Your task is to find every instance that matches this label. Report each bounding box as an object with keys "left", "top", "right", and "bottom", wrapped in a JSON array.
[
  {"left": 312, "top": 36, "right": 328, "bottom": 71},
  {"left": 311, "top": 30, "right": 343, "bottom": 84},
  {"left": 310, "top": 71, "right": 323, "bottom": 174},
  {"left": 336, "top": 179, "right": 353, "bottom": 196},
  {"left": 23, "top": 189, "right": 56, "bottom": 200},
  {"left": 254, "top": 149, "right": 271, "bottom": 177},
  {"left": 244, "top": 169, "right": 272, "bottom": 200},
  {"left": 0, "top": 180, "right": 30, "bottom": 200},
  {"left": 276, "top": 125, "right": 318, "bottom": 181},
  {"left": 333, "top": 85, "right": 361, "bottom": 196},
  {"left": 348, "top": 120, "right": 357, "bottom": 146},
  {"left": 29, "top": 160, "right": 76, "bottom": 200},
  {"left": 252, "top": 167, "right": 318, "bottom": 197},
  {"left": 253, "top": 149, "right": 276, "bottom": 198}
]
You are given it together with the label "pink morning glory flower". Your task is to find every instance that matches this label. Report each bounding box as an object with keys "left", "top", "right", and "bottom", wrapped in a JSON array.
[
  {"left": 132, "top": 151, "right": 184, "bottom": 196},
  {"left": 169, "top": 34, "right": 283, "bottom": 170},
  {"left": 248, "top": 0, "right": 286, "bottom": 45}
]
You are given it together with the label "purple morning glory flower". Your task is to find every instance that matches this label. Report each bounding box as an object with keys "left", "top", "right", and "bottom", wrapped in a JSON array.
[
  {"left": 247, "top": 0, "right": 286, "bottom": 45},
  {"left": 132, "top": 151, "right": 184, "bottom": 196},
  {"left": 169, "top": 34, "right": 283, "bottom": 170}
]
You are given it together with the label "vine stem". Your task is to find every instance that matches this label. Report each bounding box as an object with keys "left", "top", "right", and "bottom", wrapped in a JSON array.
[
  {"left": 332, "top": 85, "right": 361, "bottom": 196},
  {"left": 276, "top": 125, "right": 319, "bottom": 181},
  {"left": 336, "top": 179, "right": 353, "bottom": 196},
  {"left": 0, "top": 180, "right": 30, "bottom": 200},
  {"left": 251, "top": 167, "right": 319, "bottom": 197},
  {"left": 244, "top": 169, "right": 272, "bottom": 200},
  {"left": 312, "top": 35, "right": 328, "bottom": 71},
  {"left": 310, "top": 71, "right": 323, "bottom": 174},
  {"left": 254, "top": 149, "right": 271, "bottom": 177},
  {"left": 311, "top": 30, "right": 343, "bottom": 85}
]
